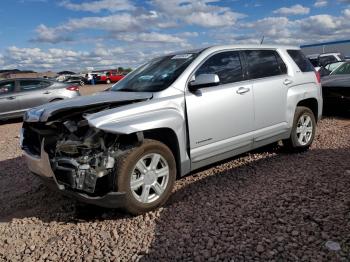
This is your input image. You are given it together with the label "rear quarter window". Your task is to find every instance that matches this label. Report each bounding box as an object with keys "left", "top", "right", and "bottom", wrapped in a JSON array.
[
  {"left": 245, "top": 50, "right": 287, "bottom": 79},
  {"left": 287, "top": 50, "right": 314, "bottom": 72}
]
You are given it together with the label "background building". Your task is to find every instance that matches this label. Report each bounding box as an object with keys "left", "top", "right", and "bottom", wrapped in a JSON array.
[{"left": 301, "top": 39, "right": 350, "bottom": 57}]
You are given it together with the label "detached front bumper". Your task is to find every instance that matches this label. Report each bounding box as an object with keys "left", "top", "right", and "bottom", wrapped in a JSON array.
[{"left": 22, "top": 142, "right": 126, "bottom": 209}]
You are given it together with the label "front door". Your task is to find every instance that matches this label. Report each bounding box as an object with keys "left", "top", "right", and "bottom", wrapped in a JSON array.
[
  {"left": 0, "top": 80, "right": 21, "bottom": 118},
  {"left": 186, "top": 51, "right": 254, "bottom": 166}
]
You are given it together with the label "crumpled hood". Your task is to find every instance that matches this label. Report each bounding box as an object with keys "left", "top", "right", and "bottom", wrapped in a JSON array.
[
  {"left": 25, "top": 91, "right": 153, "bottom": 122},
  {"left": 321, "top": 75, "right": 350, "bottom": 87}
]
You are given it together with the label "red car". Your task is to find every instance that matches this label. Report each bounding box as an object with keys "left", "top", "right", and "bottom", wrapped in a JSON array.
[{"left": 96, "top": 71, "right": 124, "bottom": 84}]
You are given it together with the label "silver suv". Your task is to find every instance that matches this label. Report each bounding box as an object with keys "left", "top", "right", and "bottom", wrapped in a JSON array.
[{"left": 21, "top": 45, "right": 323, "bottom": 214}]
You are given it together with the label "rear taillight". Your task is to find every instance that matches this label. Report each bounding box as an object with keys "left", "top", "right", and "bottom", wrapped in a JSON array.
[
  {"left": 66, "top": 85, "right": 79, "bottom": 91},
  {"left": 315, "top": 70, "right": 321, "bottom": 84}
]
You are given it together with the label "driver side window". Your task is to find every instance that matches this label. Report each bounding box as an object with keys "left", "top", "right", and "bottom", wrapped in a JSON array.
[
  {"left": 196, "top": 51, "right": 243, "bottom": 85},
  {"left": 0, "top": 81, "right": 15, "bottom": 94}
]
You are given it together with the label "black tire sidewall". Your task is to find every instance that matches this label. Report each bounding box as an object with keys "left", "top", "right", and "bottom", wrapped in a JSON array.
[
  {"left": 116, "top": 140, "right": 176, "bottom": 214},
  {"left": 290, "top": 107, "right": 316, "bottom": 148}
]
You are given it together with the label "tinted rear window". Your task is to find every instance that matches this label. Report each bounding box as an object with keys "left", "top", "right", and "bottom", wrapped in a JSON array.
[
  {"left": 245, "top": 50, "right": 287, "bottom": 79},
  {"left": 287, "top": 50, "right": 314, "bottom": 72}
]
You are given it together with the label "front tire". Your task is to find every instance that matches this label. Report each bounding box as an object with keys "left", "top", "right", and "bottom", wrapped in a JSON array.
[
  {"left": 284, "top": 106, "right": 316, "bottom": 152},
  {"left": 115, "top": 139, "right": 176, "bottom": 215}
]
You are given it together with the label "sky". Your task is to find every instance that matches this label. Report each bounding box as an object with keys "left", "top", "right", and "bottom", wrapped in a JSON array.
[{"left": 0, "top": 0, "right": 350, "bottom": 72}]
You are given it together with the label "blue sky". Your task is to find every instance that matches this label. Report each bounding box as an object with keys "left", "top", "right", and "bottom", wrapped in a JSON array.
[{"left": 0, "top": 0, "right": 349, "bottom": 71}]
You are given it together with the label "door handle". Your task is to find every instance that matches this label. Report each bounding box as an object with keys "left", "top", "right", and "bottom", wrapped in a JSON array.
[
  {"left": 283, "top": 79, "right": 293, "bottom": 85},
  {"left": 6, "top": 96, "right": 16, "bottom": 100},
  {"left": 236, "top": 87, "right": 250, "bottom": 95},
  {"left": 43, "top": 91, "right": 51, "bottom": 94}
]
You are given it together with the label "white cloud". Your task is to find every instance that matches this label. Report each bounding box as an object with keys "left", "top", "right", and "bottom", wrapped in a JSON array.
[
  {"left": 243, "top": 17, "right": 292, "bottom": 38},
  {"left": 343, "top": 9, "right": 350, "bottom": 17},
  {"left": 34, "top": 24, "right": 73, "bottom": 43},
  {"left": 273, "top": 5, "right": 310, "bottom": 16},
  {"left": 59, "top": 0, "right": 135, "bottom": 13},
  {"left": 151, "top": 0, "right": 245, "bottom": 28},
  {"left": 32, "top": 11, "right": 178, "bottom": 44},
  {"left": 298, "top": 15, "right": 343, "bottom": 34},
  {"left": 184, "top": 11, "right": 241, "bottom": 27},
  {"left": 314, "top": 0, "right": 328, "bottom": 7}
]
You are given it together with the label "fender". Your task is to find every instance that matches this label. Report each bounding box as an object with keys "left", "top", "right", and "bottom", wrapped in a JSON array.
[
  {"left": 85, "top": 96, "right": 191, "bottom": 176},
  {"left": 286, "top": 82, "right": 322, "bottom": 128}
]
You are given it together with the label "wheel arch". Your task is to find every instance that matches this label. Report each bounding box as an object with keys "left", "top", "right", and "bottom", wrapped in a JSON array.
[
  {"left": 143, "top": 128, "right": 181, "bottom": 178},
  {"left": 296, "top": 98, "right": 319, "bottom": 122}
]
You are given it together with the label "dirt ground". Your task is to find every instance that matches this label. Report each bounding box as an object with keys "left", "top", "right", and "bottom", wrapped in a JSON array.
[
  {"left": 0, "top": 87, "right": 349, "bottom": 261},
  {"left": 79, "top": 84, "right": 111, "bottom": 96}
]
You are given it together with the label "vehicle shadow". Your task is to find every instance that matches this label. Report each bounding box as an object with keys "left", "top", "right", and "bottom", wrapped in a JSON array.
[
  {"left": 322, "top": 107, "right": 350, "bottom": 119},
  {"left": 0, "top": 117, "right": 22, "bottom": 125}
]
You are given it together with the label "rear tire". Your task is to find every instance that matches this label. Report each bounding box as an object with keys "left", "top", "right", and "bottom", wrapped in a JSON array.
[
  {"left": 115, "top": 139, "right": 176, "bottom": 215},
  {"left": 284, "top": 106, "right": 316, "bottom": 152}
]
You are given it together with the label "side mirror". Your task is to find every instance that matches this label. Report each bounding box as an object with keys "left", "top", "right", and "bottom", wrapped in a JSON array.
[{"left": 188, "top": 74, "right": 220, "bottom": 91}]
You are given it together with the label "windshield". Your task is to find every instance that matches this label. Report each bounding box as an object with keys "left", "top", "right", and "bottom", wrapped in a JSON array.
[{"left": 111, "top": 53, "right": 198, "bottom": 92}]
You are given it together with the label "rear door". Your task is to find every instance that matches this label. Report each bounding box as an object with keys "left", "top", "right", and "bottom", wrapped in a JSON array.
[
  {"left": 0, "top": 80, "right": 20, "bottom": 118},
  {"left": 244, "top": 49, "right": 289, "bottom": 140},
  {"left": 17, "top": 79, "right": 52, "bottom": 110}
]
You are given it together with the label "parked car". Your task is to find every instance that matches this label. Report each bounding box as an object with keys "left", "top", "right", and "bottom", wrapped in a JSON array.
[
  {"left": 95, "top": 71, "right": 124, "bottom": 84},
  {"left": 63, "top": 75, "right": 87, "bottom": 86},
  {"left": 318, "top": 61, "right": 346, "bottom": 77},
  {"left": 307, "top": 53, "right": 345, "bottom": 71},
  {"left": 0, "top": 78, "right": 80, "bottom": 120},
  {"left": 321, "top": 61, "right": 350, "bottom": 111},
  {"left": 21, "top": 45, "right": 322, "bottom": 214}
]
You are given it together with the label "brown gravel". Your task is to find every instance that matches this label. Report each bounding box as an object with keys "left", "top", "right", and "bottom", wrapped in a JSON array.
[
  {"left": 78, "top": 84, "right": 111, "bottom": 96},
  {"left": 0, "top": 104, "right": 349, "bottom": 261}
]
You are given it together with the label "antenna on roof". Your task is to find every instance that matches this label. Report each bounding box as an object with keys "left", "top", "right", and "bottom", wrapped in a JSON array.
[{"left": 260, "top": 36, "right": 265, "bottom": 45}]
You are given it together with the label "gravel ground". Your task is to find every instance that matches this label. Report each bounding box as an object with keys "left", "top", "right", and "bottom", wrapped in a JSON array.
[{"left": 0, "top": 90, "right": 349, "bottom": 261}]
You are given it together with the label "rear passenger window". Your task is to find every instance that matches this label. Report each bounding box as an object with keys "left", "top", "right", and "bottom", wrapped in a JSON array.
[
  {"left": 287, "top": 50, "right": 314, "bottom": 72},
  {"left": 245, "top": 50, "right": 287, "bottom": 79},
  {"left": 196, "top": 51, "right": 243, "bottom": 85}
]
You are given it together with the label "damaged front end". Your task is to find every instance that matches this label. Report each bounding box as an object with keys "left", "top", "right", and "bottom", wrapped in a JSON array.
[
  {"left": 21, "top": 91, "right": 150, "bottom": 202},
  {"left": 52, "top": 119, "right": 118, "bottom": 195},
  {"left": 22, "top": 115, "right": 121, "bottom": 197}
]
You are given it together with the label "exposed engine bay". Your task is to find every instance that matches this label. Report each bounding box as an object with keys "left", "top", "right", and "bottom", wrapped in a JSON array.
[
  {"left": 52, "top": 118, "right": 119, "bottom": 194},
  {"left": 22, "top": 100, "right": 144, "bottom": 196}
]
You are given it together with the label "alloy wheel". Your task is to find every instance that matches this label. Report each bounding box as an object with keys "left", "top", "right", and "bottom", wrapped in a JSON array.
[
  {"left": 130, "top": 153, "right": 170, "bottom": 204},
  {"left": 296, "top": 114, "right": 313, "bottom": 146}
]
